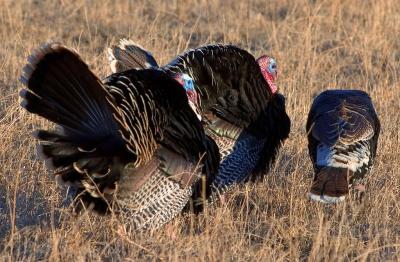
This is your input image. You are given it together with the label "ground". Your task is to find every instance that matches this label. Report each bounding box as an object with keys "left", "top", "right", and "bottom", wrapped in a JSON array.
[{"left": 0, "top": 0, "right": 399, "bottom": 260}]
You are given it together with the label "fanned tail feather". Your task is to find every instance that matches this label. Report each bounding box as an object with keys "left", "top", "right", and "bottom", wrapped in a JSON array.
[{"left": 20, "top": 42, "right": 128, "bottom": 212}]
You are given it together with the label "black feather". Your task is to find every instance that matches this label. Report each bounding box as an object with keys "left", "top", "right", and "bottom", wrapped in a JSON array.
[
  {"left": 20, "top": 42, "right": 220, "bottom": 223},
  {"left": 306, "top": 89, "right": 380, "bottom": 202},
  {"left": 109, "top": 42, "right": 291, "bottom": 207}
]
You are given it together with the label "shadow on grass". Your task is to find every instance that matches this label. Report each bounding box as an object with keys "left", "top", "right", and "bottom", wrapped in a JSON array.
[{"left": 0, "top": 184, "right": 72, "bottom": 240}]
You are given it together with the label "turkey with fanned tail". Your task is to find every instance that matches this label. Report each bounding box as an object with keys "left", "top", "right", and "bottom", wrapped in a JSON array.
[
  {"left": 306, "top": 90, "right": 380, "bottom": 203},
  {"left": 19, "top": 42, "right": 220, "bottom": 231},
  {"left": 109, "top": 39, "right": 291, "bottom": 207}
]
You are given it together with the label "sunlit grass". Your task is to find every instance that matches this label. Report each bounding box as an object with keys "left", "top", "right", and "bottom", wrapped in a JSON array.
[{"left": 0, "top": 0, "right": 399, "bottom": 260}]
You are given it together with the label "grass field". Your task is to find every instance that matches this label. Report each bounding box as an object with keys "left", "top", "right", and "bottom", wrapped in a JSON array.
[{"left": 1, "top": 0, "right": 400, "bottom": 260}]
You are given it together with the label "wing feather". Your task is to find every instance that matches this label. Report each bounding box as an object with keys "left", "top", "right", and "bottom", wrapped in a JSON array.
[
  {"left": 307, "top": 90, "right": 378, "bottom": 146},
  {"left": 108, "top": 39, "right": 159, "bottom": 73},
  {"left": 162, "top": 44, "right": 272, "bottom": 128}
]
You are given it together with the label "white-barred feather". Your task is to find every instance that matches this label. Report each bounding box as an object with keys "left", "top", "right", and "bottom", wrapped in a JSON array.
[{"left": 316, "top": 141, "right": 371, "bottom": 172}]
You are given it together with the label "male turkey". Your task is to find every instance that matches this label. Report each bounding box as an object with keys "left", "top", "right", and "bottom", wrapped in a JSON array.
[
  {"left": 306, "top": 90, "right": 380, "bottom": 203},
  {"left": 109, "top": 39, "right": 291, "bottom": 205},
  {"left": 19, "top": 42, "right": 219, "bottom": 231}
]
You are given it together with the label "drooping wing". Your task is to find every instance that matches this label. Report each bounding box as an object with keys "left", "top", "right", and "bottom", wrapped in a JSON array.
[
  {"left": 107, "top": 43, "right": 289, "bottom": 180},
  {"left": 162, "top": 44, "right": 273, "bottom": 128},
  {"left": 104, "top": 69, "right": 217, "bottom": 169},
  {"left": 163, "top": 44, "right": 291, "bottom": 189},
  {"left": 105, "top": 69, "right": 221, "bottom": 210},
  {"left": 307, "top": 90, "right": 379, "bottom": 147},
  {"left": 108, "top": 39, "right": 159, "bottom": 73}
]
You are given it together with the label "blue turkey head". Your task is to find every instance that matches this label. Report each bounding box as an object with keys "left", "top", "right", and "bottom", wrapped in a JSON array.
[
  {"left": 172, "top": 73, "right": 201, "bottom": 120},
  {"left": 268, "top": 58, "right": 277, "bottom": 77},
  {"left": 182, "top": 73, "right": 195, "bottom": 91}
]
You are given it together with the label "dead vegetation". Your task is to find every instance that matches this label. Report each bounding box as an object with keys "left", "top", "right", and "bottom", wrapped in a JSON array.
[{"left": 0, "top": 0, "right": 399, "bottom": 260}]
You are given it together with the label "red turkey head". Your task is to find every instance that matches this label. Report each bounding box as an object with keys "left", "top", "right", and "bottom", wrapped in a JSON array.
[{"left": 256, "top": 56, "right": 278, "bottom": 94}]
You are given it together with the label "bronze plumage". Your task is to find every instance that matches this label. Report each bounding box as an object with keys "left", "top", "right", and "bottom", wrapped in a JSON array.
[
  {"left": 306, "top": 90, "right": 380, "bottom": 203},
  {"left": 20, "top": 42, "right": 219, "bottom": 230},
  {"left": 109, "top": 41, "right": 291, "bottom": 207}
]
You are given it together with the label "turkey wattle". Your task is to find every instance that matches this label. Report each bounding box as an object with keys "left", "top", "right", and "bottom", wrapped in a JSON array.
[
  {"left": 306, "top": 90, "right": 380, "bottom": 203},
  {"left": 109, "top": 39, "right": 291, "bottom": 207}
]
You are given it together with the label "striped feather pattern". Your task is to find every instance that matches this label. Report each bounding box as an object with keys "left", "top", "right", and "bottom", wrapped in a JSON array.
[
  {"left": 104, "top": 76, "right": 166, "bottom": 167},
  {"left": 20, "top": 42, "right": 219, "bottom": 230},
  {"left": 117, "top": 148, "right": 201, "bottom": 230},
  {"left": 162, "top": 45, "right": 290, "bottom": 189},
  {"left": 206, "top": 131, "right": 236, "bottom": 160},
  {"left": 306, "top": 90, "right": 380, "bottom": 203},
  {"left": 209, "top": 134, "right": 266, "bottom": 202},
  {"left": 163, "top": 44, "right": 272, "bottom": 128},
  {"left": 108, "top": 39, "right": 158, "bottom": 73},
  {"left": 108, "top": 41, "right": 291, "bottom": 207}
]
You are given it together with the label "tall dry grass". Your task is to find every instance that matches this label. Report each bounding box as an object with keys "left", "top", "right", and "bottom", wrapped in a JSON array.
[{"left": 0, "top": 0, "right": 399, "bottom": 260}]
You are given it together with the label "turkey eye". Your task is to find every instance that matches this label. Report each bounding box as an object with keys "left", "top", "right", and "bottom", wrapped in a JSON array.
[
  {"left": 268, "top": 63, "right": 276, "bottom": 73},
  {"left": 184, "top": 79, "right": 194, "bottom": 90}
]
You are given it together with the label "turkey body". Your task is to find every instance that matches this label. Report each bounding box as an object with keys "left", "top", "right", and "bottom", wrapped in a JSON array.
[
  {"left": 109, "top": 40, "right": 291, "bottom": 206},
  {"left": 306, "top": 90, "right": 380, "bottom": 203},
  {"left": 20, "top": 42, "right": 219, "bottom": 231}
]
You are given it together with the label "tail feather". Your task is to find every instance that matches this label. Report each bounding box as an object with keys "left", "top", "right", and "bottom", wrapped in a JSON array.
[
  {"left": 108, "top": 38, "right": 159, "bottom": 73},
  {"left": 20, "top": 42, "right": 127, "bottom": 211},
  {"left": 20, "top": 42, "right": 117, "bottom": 138},
  {"left": 308, "top": 167, "right": 349, "bottom": 203}
]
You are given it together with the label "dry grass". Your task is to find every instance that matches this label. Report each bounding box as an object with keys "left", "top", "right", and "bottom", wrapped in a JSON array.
[{"left": 0, "top": 0, "right": 399, "bottom": 260}]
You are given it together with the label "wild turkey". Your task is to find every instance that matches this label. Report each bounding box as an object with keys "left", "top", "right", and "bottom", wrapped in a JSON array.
[
  {"left": 306, "top": 90, "right": 380, "bottom": 203},
  {"left": 109, "top": 39, "right": 291, "bottom": 204},
  {"left": 19, "top": 42, "right": 220, "bottom": 231}
]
